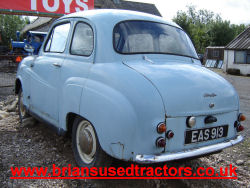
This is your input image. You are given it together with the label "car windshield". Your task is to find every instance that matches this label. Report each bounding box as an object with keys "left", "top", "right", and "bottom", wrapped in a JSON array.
[{"left": 113, "top": 20, "right": 198, "bottom": 59}]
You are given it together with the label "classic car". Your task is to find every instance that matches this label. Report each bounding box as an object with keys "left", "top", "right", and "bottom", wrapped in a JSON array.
[{"left": 15, "top": 9, "right": 245, "bottom": 167}]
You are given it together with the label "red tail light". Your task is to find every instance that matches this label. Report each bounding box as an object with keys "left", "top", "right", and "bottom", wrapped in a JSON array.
[
  {"left": 166, "top": 130, "right": 174, "bottom": 139},
  {"left": 156, "top": 137, "right": 166, "bottom": 147},
  {"left": 237, "top": 125, "right": 244, "bottom": 132}
]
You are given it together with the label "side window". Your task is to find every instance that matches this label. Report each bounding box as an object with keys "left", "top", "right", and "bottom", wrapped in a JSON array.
[
  {"left": 70, "top": 22, "right": 94, "bottom": 56},
  {"left": 235, "top": 51, "right": 245, "bottom": 63},
  {"left": 45, "top": 23, "right": 71, "bottom": 53},
  {"left": 213, "top": 50, "right": 219, "bottom": 58}
]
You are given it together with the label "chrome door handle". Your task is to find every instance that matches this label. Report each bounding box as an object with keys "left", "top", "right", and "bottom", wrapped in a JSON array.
[{"left": 53, "top": 63, "right": 61, "bottom": 67}]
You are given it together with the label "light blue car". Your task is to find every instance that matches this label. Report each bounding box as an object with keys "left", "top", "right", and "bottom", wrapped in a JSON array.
[{"left": 15, "top": 9, "right": 245, "bottom": 167}]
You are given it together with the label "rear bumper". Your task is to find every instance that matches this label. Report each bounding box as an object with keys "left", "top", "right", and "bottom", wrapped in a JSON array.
[{"left": 135, "top": 135, "right": 243, "bottom": 163}]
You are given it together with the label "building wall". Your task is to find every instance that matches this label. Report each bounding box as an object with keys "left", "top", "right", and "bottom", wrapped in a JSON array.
[{"left": 223, "top": 50, "right": 250, "bottom": 75}]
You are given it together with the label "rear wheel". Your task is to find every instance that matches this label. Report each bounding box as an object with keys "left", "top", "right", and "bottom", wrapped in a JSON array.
[{"left": 72, "top": 117, "right": 112, "bottom": 168}]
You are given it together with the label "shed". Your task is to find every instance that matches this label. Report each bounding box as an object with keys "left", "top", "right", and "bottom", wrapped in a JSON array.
[
  {"left": 204, "top": 46, "right": 224, "bottom": 69},
  {"left": 223, "top": 26, "right": 250, "bottom": 75}
]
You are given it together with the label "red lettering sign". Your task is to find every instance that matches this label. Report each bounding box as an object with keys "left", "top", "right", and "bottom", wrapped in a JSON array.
[{"left": 0, "top": 0, "right": 94, "bottom": 16}]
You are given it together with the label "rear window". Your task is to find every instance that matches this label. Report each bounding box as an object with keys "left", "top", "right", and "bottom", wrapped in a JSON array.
[{"left": 113, "top": 20, "right": 198, "bottom": 59}]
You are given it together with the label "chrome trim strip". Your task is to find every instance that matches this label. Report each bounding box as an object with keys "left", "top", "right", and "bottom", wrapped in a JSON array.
[{"left": 135, "top": 135, "right": 243, "bottom": 163}]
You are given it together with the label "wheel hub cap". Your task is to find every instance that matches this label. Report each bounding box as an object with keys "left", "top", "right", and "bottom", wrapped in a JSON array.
[
  {"left": 76, "top": 121, "right": 97, "bottom": 164},
  {"left": 79, "top": 129, "right": 93, "bottom": 155}
]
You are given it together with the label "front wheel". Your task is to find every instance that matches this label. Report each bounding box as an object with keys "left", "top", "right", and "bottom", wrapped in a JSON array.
[
  {"left": 18, "top": 88, "right": 29, "bottom": 123},
  {"left": 72, "top": 117, "right": 112, "bottom": 168}
]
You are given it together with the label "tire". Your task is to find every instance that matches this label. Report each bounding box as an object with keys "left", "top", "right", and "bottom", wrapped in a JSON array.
[
  {"left": 18, "top": 88, "right": 29, "bottom": 123},
  {"left": 72, "top": 117, "right": 112, "bottom": 168}
]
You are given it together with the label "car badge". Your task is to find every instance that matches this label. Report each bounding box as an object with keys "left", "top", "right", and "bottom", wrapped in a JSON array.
[{"left": 204, "top": 93, "right": 217, "bottom": 98}]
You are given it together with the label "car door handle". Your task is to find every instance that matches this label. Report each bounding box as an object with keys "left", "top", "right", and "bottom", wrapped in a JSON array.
[{"left": 53, "top": 63, "right": 61, "bottom": 67}]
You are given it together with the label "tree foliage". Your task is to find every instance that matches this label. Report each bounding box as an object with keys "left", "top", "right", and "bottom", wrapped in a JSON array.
[
  {"left": 173, "top": 6, "right": 247, "bottom": 53},
  {"left": 0, "top": 15, "right": 30, "bottom": 47}
]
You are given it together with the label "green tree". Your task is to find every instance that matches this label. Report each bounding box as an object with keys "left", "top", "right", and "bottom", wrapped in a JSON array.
[
  {"left": 0, "top": 15, "right": 29, "bottom": 47},
  {"left": 173, "top": 6, "right": 247, "bottom": 53},
  {"left": 173, "top": 11, "right": 192, "bottom": 35},
  {"left": 231, "top": 24, "right": 247, "bottom": 37},
  {"left": 209, "top": 19, "right": 234, "bottom": 46},
  {"left": 173, "top": 6, "right": 215, "bottom": 53}
]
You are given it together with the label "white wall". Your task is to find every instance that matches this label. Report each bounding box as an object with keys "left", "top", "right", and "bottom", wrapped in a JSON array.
[
  {"left": 222, "top": 50, "right": 228, "bottom": 72},
  {"left": 223, "top": 50, "right": 250, "bottom": 75}
]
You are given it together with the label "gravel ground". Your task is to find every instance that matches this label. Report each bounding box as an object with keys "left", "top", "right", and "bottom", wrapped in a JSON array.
[{"left": 0, "top": 69, "right": 249, "bottom": 187}]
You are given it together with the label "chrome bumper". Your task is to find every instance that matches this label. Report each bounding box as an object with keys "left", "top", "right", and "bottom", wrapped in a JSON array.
[{"left": 135, "top": 135, "right": 243, "bottom": 163}]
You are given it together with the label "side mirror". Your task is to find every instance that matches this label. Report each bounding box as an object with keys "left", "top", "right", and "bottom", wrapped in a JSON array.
[
  {"left": 198, "top": 54, "right": 204, "bottom": 64},
  {"left": 24, "top": 45, "right": 35, "bottom": 54}
]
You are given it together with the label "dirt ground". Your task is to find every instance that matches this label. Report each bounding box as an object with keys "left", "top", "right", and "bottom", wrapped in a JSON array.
[{"left": 0, "top": 68, "right": 249, "bottom": 188}]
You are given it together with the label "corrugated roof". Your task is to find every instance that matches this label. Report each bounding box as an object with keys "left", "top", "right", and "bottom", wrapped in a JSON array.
[
  {"left": 95, "top": 0, "right": 117, "bottom": 8},
  {"left": 206, "top": 46, "right": 225, "bottom": 49},
  {"left": 225, "top": 26, "right": 250, "bottom": 50},
  {"left": 21, "top": 17, "right": 54, "bottom": 34},
  {"left": 114, "top": 0, "right": 161, "bottom": 17}
]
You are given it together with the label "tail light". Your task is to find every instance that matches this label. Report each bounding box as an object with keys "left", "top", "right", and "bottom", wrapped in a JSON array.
[
  {"left": 238, "top": 113, "right": 246, "bottom": 122},
  {"left": 235, "top": 120, "right": 244, "bottom": 132},
  {"left": 237, "top": 125, "right": 244, "bottom": 132},
  {"left": 166, "top": 130, "right": 174, "bottom": 139},
  {"left": 156, "top": 137, "right": 166, "bottom": 147},
  {"left": 157, "top": 123, "right": 166, "bottom": 134},
  {"left": 186, "top": 116, "right": 196, "bottom": 128}
]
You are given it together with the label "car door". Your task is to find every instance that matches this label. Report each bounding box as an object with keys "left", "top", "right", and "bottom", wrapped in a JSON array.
[
  {"left": 58, "top": 19, "right": 95, "bottom": 127},
  {"left": 29, "top": 21, "right": 71, "bottom": 126}
]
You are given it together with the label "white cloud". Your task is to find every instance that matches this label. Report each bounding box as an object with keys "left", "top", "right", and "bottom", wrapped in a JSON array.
[{"left": 127, "top": 0, "right": 250, "bottom": 24}]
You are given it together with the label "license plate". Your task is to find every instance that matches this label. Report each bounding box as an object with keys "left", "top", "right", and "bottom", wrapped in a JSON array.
[{"left": 185, "top": 125, "right": 228, "bottom": 144}]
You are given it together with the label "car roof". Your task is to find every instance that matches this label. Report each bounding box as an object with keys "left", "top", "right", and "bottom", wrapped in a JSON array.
[
  {"left": 60, "top": 9, "right": 180, "bottom": 29},
  {"left": 54, "top": 9, "right": 183, "bottom": 64}
]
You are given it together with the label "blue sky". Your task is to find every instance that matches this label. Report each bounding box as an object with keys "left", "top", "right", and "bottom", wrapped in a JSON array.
[{"left": 130, "top": 0, "right": 250, "bottom": 24}]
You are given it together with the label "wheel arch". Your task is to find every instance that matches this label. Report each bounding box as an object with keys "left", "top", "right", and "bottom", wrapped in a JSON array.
[
  {"left": 15, "top": 78, "right": 22, "bottom": 94},
  {"left": 66, "top": 113, "right": 107, "bottom": 152},
  {"left": 66, "top": 113, "right": 99, "bottom": 137},
  {"left": 66, "top": 112, "right": 78, "bottom": 135}
]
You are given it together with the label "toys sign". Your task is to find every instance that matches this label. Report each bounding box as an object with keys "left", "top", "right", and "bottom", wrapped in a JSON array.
[{"left": 0, "top": 0, "right": 94, "bottom": 16}]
